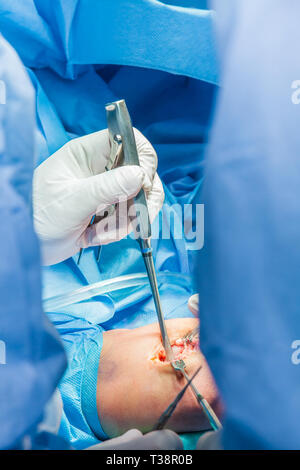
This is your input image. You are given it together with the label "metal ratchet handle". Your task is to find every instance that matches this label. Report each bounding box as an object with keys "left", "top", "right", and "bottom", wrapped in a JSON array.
[
  {"left": 106, "top": 99, "right": 151, "bottom": 241},
  {"left": 105, "top": 105, "right": 124, "bottom": 171},
  {"left": 79, "top": 99, "right": 151, "bottom": 263}
]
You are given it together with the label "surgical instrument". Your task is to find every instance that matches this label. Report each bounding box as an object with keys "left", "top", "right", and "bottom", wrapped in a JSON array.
[
  {"left": 153, "top": 366, "right": 202, "bottom": 431},
  {"left": 183, "top": 327, "right": 199, "bottom": 343},
  {"left": 77, "top": 98, "right": 174, "bottom": 359},
  {"left": 104, "top": 99, "right": 175, "bottom": 362},
  {"left": 171, "top": 359, "right": 222, "bottom": 431}
]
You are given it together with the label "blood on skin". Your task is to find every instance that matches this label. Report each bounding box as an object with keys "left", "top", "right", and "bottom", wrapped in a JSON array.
[{"left": 154, "top": 335, "right": 199, "bottom": 363}]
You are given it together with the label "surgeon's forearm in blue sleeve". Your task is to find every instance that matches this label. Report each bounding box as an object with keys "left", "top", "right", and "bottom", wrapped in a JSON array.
[{"left": 199, "top": 0, "right": 300, "bottom": 449}]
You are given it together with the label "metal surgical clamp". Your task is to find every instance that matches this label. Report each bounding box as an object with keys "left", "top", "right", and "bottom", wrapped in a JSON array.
[
  {"left": 153, "top": 366, "right": 202, "bottom": 431},
  {"left": 168, "top": 326, "right": 222, "bottom": 430},
  {"left": 171, "top": 358, "right": 222, "bottom": 431}
]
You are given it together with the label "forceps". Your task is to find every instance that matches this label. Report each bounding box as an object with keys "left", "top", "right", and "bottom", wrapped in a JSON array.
[
  {"left": 166, "top": 327, "right": 221, "bottom": 430},
  {"left": 154, "top": 366, "right": 202, "bottom": 431},
  {"left": 171, "top": 359, "right": 222, "bottom": 431}
]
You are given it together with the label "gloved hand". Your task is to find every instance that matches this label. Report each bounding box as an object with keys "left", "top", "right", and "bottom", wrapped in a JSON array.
[
  {"left": 33, "top": 128, "right": 164, "bottom": 265},
  {"left": 196, "top": 430, "right": 223, "bottom": 450},
  {"left": 86, "top": 429, "right": 183, "bottom": 451},
  {"left": 188, "top": 293, "right": 199, "bottom": 316}
]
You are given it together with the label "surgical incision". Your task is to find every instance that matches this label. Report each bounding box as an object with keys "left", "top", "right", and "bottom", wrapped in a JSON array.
[
  {"left": 151, "top": 330, "right": 199, "bottom": 363},
  {"left": 98, "top": 319, "right": 221, "bottom": 438}
]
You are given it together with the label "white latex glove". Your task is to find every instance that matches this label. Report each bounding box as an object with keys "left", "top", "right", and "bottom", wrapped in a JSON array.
[
  {"left": 86, "top": 429, "right": 183, "bottom": 451},
  {"left": 33, "top": 128, "right": 164, "bottom": 265},
  {"left": 196, "top": 430, "right": 222, "bottom": 450},
  {"left": 188, "top": 293, "right": 199, "bottom": 316}
]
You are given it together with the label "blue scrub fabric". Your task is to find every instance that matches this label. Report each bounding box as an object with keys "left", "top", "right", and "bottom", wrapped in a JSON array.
[
  {"left": 47, "top": 313, "right": 108, "bottom": 448},
  {"left": 197, "top": 0, "right": 300, "bottom": 450},
  {"left": 0, "top": 0, "right": 218, "bottom": 448},
  {"left": 0, "top": 0, "right": 217, "bottom": 84},
  {"left": 0, "top": 34, "right": 67, "bottom": 450}
]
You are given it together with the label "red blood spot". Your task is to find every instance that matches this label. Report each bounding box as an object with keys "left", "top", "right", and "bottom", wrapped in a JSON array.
[
  {"left": 156, "top": 337, "right": 198, "bottom": 362},
  {"left": 158, "top": 350, "right": 166, "bottom": 362}
]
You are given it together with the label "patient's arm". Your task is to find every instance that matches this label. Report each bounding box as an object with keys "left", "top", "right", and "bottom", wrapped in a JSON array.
[{"left": 96, "top": 318, "right": 222, "bottom": 438}]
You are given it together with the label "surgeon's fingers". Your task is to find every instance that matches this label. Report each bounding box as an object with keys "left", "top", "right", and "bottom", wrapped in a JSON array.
[
  {"left": 188, "top": 294, "right": 199, "bottom": 316},
  {"left": 67, "top": 129, "right": 111, "bottom": 175},
  {"left": 133, "top": 127, "right": 158, "bottom": 181},
  {"left": 145, "top": 172, "right": 165, "bottom": 223},
  {"left": 137, "top": 430, "right": 183, "bottom": 450},
  {"left": 86, "top": 429, "right": 183, "bottom": 451},
  {"left": 79, "top": 196, "right": 141, "bottom": 247},
  {"left": 79, "top": 165, "right": 151, "bottom": 220},
  {"left": 79, "top": 174, "right": 163, "bottom": 248},
  {"left": 68, "top": 128, "right": 157, "bottom": 181},
  {"left": 196, "top": 430, "right": 223, "bottom": 450}
]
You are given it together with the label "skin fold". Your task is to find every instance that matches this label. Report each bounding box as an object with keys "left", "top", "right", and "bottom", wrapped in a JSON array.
[{"left": 97, "top": 318, "right": 222, "bottom": 438}]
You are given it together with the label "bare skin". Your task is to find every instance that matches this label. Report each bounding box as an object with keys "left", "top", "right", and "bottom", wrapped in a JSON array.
[{"left": 96, "top": 318, "right": 222, "bottom": 438}]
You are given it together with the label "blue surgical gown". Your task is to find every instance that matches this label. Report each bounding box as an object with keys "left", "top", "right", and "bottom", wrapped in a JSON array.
[
  {"left": 198, "top": 0, "right": 300, "bottom": 450},
  {"left": 0, "top": 34, "right": 67, "bottom": 450}
]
